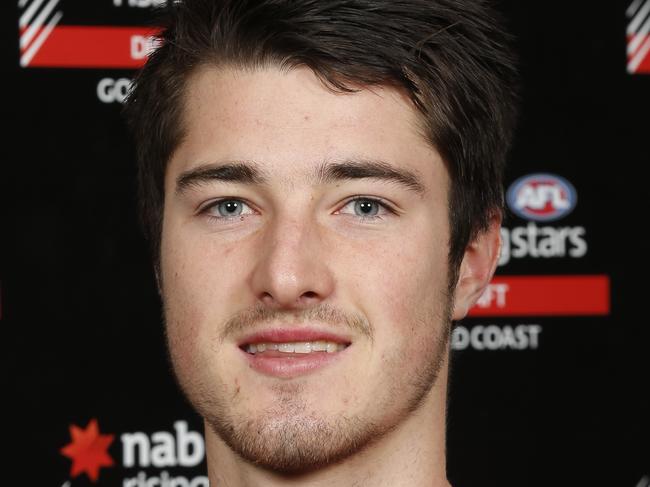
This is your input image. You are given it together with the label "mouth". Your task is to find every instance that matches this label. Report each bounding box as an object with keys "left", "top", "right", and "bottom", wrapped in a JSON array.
[
  {"left": 240, "top": 341, "right": 350, "bottom": 355},
  {"left": 237, "top": 329, "right": 352, "bottom": 378}
]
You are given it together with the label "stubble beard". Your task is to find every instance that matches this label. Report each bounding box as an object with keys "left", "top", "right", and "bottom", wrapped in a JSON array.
[{"left": 166, "top": 295, "right": 453, "bottom": 475}]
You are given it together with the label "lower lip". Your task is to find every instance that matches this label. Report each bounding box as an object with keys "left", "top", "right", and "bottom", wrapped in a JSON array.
[{"left": 240, "top": 346, "right": 350, "bottom": 379}]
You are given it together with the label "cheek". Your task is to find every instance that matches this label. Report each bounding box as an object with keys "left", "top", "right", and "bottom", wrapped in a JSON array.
[
  {"left": 161, "top": 220, "right": 242, "bottom": 321},
  {"left": 160, "top": 224, "right": 227, "bottom": 371},
  {"left": 341, "top": 224, "right": 449, "bottom": 337},
  {"left": 162, "top": 243, "right": 207, "bottom": 335}
]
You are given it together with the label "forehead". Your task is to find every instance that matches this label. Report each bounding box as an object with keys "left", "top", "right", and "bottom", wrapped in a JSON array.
[{"left": 168, "top": 64, "right": 447, "bottom": 194}]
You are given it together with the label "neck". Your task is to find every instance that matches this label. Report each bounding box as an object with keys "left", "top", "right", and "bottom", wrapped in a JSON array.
[{"left": 205, "top": 357, "right": 452, "bottom": 487}]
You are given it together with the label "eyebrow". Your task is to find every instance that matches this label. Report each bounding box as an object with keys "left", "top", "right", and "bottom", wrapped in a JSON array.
[{"left": 175, "top": 158, "right": 427, "bottom": 196}]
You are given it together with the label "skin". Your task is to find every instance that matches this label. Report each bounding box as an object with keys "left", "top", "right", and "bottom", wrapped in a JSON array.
[{"left": 160, "top": 64, "right": 502, "bottom": 487}]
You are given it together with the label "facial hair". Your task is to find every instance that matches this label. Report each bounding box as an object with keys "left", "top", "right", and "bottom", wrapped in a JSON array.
[{"left": 165, "top": 296, "right": 453, "bottom": 474}]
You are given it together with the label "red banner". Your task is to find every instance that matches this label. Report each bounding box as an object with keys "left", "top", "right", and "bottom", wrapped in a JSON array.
[
  {"left": 468, "top": 275, "right": 610, "bottom": 317},
  {"left": 20, "top": 26, "right": 160, "bottom": 68},
  {"left": 627, "top": 33, "right": 650, "bottom": 74}
]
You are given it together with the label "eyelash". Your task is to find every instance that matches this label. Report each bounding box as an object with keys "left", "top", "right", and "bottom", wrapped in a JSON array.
[{"left": 199, "top": 196, "right": 396, "bottom": 224}]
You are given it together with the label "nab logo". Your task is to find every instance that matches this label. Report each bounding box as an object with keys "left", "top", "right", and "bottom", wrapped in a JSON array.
[
  {"left": 60, "top": 419, "right": 115, "bottom": 482},
  {"left": 506, "top": 173, "right": 577, "bottom": 222}
]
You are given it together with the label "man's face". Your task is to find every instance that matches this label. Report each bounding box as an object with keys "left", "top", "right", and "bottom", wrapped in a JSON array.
[{"left": 160, "top": 65, "right": 454, "bottom": 472}]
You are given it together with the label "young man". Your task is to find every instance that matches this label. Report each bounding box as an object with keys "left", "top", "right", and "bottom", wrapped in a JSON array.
[{"left": 122, "top": 0, "right": 519, "bottom": 485}]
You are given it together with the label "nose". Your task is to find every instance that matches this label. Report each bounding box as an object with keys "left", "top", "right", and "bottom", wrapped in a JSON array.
[{"left": 249, "top": 212, "right": 335, "bottom": 310}]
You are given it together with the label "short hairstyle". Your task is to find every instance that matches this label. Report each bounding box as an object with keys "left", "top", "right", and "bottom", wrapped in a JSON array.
[{"left": 122, "top": 0, "right": 519, "bottom": 292}]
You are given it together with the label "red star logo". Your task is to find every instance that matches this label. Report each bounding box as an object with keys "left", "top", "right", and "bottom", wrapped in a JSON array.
[{"left": 60, "top": 419, "right": 115, "bottom": 482}]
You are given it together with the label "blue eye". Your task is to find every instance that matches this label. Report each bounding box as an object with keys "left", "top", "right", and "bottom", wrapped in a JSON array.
[
  {"left": 213, "top": 200, "right": 247, "bottom": 217},
  {"left": 200, "top": 196, "right": 393, "bottom": 224},
  {"left": 338, "top": 197, "right": 393, "bottom": 222},
  {"left": 203, "top": 199, "right": 256, "bottom": 221},
  {"left": 355, "top": 199, "right": 379, "bottom": 216}
]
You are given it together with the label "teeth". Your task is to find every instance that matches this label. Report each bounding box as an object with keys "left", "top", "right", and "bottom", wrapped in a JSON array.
[
  {"left": 245, "top": 341, "right": 347, "bottom": 355},
  {"left": 293, "top": 342, "right": 312, "bottom": 354}
]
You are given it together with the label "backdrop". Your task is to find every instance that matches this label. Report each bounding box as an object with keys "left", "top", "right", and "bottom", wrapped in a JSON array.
[{"left": 2, "top": 1, "right": 649, "bottom": 486}]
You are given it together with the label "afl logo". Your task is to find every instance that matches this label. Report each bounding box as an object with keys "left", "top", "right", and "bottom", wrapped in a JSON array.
[{"left": 506, "top": 173, "right": 577, "bottom": 222}]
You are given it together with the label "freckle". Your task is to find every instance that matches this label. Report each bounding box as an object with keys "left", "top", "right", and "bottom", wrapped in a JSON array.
[{"left": 304, "top": 115, "right": 310, "bottom": 121}]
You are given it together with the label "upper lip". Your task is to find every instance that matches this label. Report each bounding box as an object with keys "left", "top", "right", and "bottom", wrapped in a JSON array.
[{"left": 237, "top": 327, "right": 353, "bottom": 347}]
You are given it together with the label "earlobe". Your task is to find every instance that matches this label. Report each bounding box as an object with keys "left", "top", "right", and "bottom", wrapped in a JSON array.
[{"left": 451, "top": 213, "right": 503, "bottom": 321}]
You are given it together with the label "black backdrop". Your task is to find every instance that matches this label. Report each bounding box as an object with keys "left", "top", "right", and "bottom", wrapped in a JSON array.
[{"left": 2, "top": 1, "right": 649, "bottom": 486}]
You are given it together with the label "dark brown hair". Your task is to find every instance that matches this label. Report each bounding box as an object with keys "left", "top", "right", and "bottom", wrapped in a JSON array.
[{"left": 121, "top": 0, "right": 519, "bottom": 291}]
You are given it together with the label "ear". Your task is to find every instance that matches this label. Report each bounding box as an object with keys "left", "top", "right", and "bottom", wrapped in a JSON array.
[{"left": 451, "top": 212, "right": 503, "bottom": 321}]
